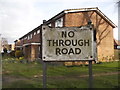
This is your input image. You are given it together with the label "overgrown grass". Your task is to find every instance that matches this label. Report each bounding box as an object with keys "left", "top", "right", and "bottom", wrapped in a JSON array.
[
  {"left": 114, "top": 49, "right": 120, "bottom": 60},
  {"left": 2, "top": 58, "right": 119, "bottom": 88},
  {"left": 94, "top": 74, "right": 119, "bottom": 88}
]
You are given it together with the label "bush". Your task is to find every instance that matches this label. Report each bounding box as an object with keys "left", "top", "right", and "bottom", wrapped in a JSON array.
[
  {"left": 114, "top": 50, "right": 120, "bottom": 60},
  {"left": 3, "top": 48, "right": 7, "bottom": 53},
  {"left": 15, "top": 50, "right": 23, "bottom": 59},
  {"left": 9, "top": 51, "right": 15, "bottom": 57}
]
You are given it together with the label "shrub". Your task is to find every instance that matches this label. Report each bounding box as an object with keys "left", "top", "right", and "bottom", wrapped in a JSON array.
[
  {"left": 15, "top": 50, "right": 23, "bottom": 59},
  {"left": 3, "top": 48, "right": 7, "bottom": 53},
  {"left": 9, "top": 51, "right": 15, "bottom": 57}
]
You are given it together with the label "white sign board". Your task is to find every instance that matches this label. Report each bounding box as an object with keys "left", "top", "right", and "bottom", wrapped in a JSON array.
[{"left": 42, "top": 25, "right": 95, "bottom": 61}]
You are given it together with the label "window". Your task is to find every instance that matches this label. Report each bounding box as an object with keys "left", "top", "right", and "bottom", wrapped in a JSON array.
[
  {"left": 37, "top": 30, "right": 40, "bottom": 34},
  {"left": 34, "top": 32, "right": 36, "bottom": 35},
  {"left": 24, "top": 37, "right": 27, "bottom": 40},
  {"left": 48, "top": 23, "right": 51, "bottom": 27},
  {"left": 30, "top": 34, "right": 32, "bottom": 39},
  {"left": 28, "top": 35, "right": 30, "bottom": 40},
  {"left": 55, "top": 17, "right": 63, "bottom": 27},
  {"left": 39, "top": 46, "right": 40, "bottom": 52}
]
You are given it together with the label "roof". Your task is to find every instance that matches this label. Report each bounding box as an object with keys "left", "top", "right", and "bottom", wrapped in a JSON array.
[
  {"left": 45, "top": 7, "right": 117, "bottom": 28},
  {"left": 16, "top": 7, "right": 117, "bottom": 42},
  {"left": 19, "top": 25, "right": 42, "bottom": 40}
]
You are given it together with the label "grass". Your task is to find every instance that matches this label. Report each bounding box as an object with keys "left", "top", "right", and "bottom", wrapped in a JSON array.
[
  {"left": 114, "top": 49, "right": 120, "bottom": 60},
  {"left": 94, "top": 74, "right": 119, "bottom": 88},
  {"left": 2, "top": 58, "right": 119, "bottom": 88}
]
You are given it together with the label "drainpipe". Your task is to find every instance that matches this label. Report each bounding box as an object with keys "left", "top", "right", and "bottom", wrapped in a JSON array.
[
  {"left": 0, "top": 34, "right": 2, "bottom": 89},
  {"left": 0, "top": 34, "right": 1, "bottom": 53}
]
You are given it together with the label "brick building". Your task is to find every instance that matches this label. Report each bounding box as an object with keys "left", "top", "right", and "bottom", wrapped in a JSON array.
[
  {"left": 114, "top": 39, "right": 120, "bottom": 49},
  {"left": 14, "top": 26, "right": 41, "bottom": 61},
  {"left": 15, "top": 7, "right": 116, "bottom": 61}
]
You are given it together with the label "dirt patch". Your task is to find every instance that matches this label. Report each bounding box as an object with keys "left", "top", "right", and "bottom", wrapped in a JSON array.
[
  {"left": 78, "top": 72, "right": 119, "bottom": 78},
  {"left": 2, "top": 76, "right": 30, "bottom": 83},
  {"left": 2, "top": 72, "right": 119, "bottom": 83},
  {"left": 48, "top": 72, "right": 119, "bottom": 79}
]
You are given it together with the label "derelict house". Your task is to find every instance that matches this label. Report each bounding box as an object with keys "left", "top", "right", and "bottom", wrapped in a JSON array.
[
  {"left": 14, "top": 7, "right": 116, "bottom": 62},
  {"left": 14, "top": 26, "right": 41, "bottom": 61}
]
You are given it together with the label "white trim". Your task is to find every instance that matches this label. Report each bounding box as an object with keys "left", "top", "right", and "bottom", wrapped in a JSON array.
[
  {"left": 46, "top": 7, "right": 116, "bottom": 28},
  {"left": 64, "top": 8, "right": 97, "bottom": 13},
  {"left": 15, "top": 46, "right": 23, "bottom": 48},
  {"left": 23, "top": 43, "right": 41, "bottom": 46},
  {"left": 95, "top": 9, "right": 117, "bottom": 28}
]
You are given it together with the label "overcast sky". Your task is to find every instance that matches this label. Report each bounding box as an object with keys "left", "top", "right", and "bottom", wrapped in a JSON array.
[{"left": 0, "top": 0, "right": 118, "bottom": 44}]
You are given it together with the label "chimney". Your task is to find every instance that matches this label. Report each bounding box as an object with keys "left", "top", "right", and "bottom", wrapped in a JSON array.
[{"left": 43, "top": 20, "right": 46, "bottom": 24}]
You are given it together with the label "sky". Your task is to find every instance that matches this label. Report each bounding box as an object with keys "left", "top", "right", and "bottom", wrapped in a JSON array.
[{"left": 0, "top": 0, "right": 119, "bottom": 44}]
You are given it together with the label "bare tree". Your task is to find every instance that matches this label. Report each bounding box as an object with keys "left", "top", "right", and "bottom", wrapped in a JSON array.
[
  {"left": 1, "top": 38, "right": 9, "bottom": 52},
  {"left": 2, "top": 38, "right": 8, "bottom": 45},
  {"left": 81, "top": 11, "right": 111, "bottom": 46}
]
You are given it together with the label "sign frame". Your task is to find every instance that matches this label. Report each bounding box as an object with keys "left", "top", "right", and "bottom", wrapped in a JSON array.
[
  {"left": 41, "top": 25, "right": 96, "bottom": 62},
  {"left": 41, "top": 25, "right": 95, "bottom": 88}
]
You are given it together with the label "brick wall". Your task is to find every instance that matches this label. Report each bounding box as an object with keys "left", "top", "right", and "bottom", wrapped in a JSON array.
[{"left": 64, "top": 11, "right": 114, "bottom": 61}]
